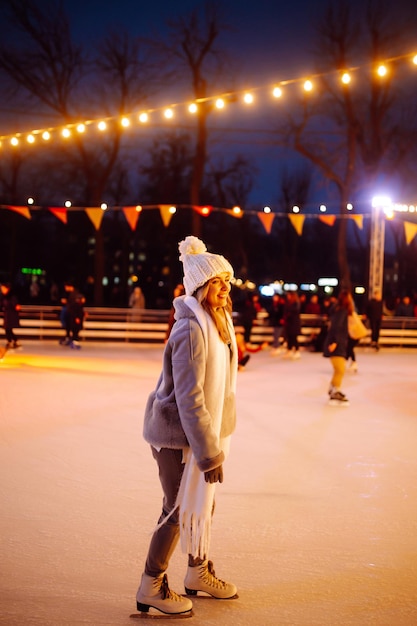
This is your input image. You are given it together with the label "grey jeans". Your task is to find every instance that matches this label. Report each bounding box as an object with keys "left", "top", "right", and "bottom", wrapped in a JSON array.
[{"left": 144, "top": 447, "right": 185, "bottom": 577}]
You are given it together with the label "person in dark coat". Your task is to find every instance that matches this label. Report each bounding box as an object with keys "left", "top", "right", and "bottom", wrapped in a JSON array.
[
  {"left": 268, "top": 293, "right": 285, "bottom": 355},
  {"left": 0, "top": 283, "right": 21, "bottom": 349},
  {"left": 283, "top": 291, "right": 301, "bottom": 359},
  {"left": 365, "top": 289, "right": 383, "bottom": 351},
  {"left": 239, "top": 292, "right": 260, "bottom": 343},
  {"left": 323, "top": 289, "right": 354, "bottom": 406},
  {"left": 67, "top": 292, "right": 85, "bottom": 349}
]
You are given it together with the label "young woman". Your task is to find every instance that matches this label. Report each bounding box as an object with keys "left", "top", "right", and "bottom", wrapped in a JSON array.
[
  {"left": 323, "top": 289, "right": 354, "bottom": 406},
  {"left": 135, "top": 236, "right": 238, "bottom": 616}
]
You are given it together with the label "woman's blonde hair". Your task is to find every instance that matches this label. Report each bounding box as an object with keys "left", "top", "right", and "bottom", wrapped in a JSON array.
[{"left": 195, "top": 279, "right": 232, "bottom": 344}]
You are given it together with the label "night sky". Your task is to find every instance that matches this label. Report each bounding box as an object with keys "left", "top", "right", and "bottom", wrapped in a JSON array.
[
  {"left": 2, "top": 0, "right": 417, "bottom": 206},
  {"left": 55, "top": 0, "right": 417, "bottom": 206}
]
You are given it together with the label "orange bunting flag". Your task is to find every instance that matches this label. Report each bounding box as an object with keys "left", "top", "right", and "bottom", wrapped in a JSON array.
[
  {"left": 349, "top": 214, "right": 363, "bottom": 230},
  {"left": 404, "top": 220, "right": 417, "bottom": 245},
  {"left": 224, "top": 208, "right": 243, "bottom": 218},
  {"left": 6, "top": 205, "right": 31, "bottom": 220},
  {"left": 49, "top": 207, "right": 68, "bottom": 224},
  {"left": 257, "top": 212, "right": 275, "bottom": 234},
  {"left": 85, "top": 208, "right": 105, "bottom": 230},
  {"left": 192, "top": 205, "right": 213, "bottom": 216},
  {"left": 319, "top": 215, "right": 337, "bottom": 227},
  {"left": 122, "top": 206, "right": 141, "bottom": 231},
  {"left": 159, "top": 205, "right": 175, "bottom": 227},
  {"left": 288, "top": 214, "right": 305, "bottom": 236}
]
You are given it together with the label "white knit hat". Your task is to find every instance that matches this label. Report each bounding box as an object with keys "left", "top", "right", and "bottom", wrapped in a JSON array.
[{"left": 178, "top": 236, "right": 233, "bottom": 296}]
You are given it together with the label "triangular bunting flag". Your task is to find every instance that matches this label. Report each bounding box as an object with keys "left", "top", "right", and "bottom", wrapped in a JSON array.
[
  {"left": 349, "top": 214, "right": 363, "bottom": 229},
  {"left": 159, "top": 205, "right": 175, "bottom": 227},
  {"left": 288, "top": 214, "right": 305, "bottom": 236},
  {"left": 257, "top": 212, "right": 275, "bottom": 234},
  {"left": 404, "top": 220, "right": 417, "bottom": 245},
  {"left": 319, "top": 215, "right": 337, "bottom": 226},
  {"left": 49, "top": 207, "right": 68, "bottom": 224},
  {"left": 85, "top": 207, "right": 105, "bottom": 230},
  {"left": 192, "top": 205, "right": 213, "bottom": 216},
  {"left": 122, "top": 206, "right": 141, "bottom": 231},
  {"left": 6, "top": 205, "right": 31, "bottom": 219}
]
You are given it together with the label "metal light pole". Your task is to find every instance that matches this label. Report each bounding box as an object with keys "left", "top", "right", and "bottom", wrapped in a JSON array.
[{"left": 369, "top": 197, "right": 387, "bottom": 296}]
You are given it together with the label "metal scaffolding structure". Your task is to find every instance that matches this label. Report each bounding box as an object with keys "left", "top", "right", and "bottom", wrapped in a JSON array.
[{"left": 369, "top": 202, "right": 386, "bottom": 296}]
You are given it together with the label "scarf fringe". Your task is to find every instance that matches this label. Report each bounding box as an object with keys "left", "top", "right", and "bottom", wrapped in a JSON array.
[{"left": 180, "top": 512, "right": 212, "bottom": 559}]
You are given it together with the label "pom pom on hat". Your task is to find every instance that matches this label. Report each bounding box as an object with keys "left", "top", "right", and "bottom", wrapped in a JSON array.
[{"left": 178, "top": 235, "right": 233, "bottom": 296}]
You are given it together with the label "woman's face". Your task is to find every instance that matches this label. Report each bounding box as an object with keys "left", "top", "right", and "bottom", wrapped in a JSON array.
[{"left": 206, "top": 272, "right": 231, "bottom": 309}]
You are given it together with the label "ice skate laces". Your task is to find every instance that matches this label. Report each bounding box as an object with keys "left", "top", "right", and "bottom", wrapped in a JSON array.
[
  {"left": 159, "top": 574, "right": 183, "bottom": 602},
  {"left": 204, "top": 560, "right": 227, "bottom": 589}
]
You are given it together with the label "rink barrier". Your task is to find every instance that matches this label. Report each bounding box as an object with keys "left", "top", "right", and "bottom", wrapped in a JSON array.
[{"left": 5, "top": 306, "right": 417, "bottom": 347}]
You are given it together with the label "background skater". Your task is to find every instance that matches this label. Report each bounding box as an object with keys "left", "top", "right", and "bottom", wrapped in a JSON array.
[{"left": 323, "top": 289, "right": 354, "bottom": 406}]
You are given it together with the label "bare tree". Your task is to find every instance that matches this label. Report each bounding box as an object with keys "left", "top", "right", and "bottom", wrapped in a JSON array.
[
  {"left": 275, "top": 0, "right": 417, "bottom": 289},
  {"left": 0, "top": 0, "right": 157, "bottom": 303},
  {"left": 156, "top": 1, "right": 233, "bottom": 234}
]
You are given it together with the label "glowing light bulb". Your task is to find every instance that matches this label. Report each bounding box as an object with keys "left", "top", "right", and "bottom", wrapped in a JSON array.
[
  {"left": 42, "top": 131, "right": 50, "bottom": 140},
  {"left": 98, "top": 121, "right": 107, "bottom": 131},
  {"left": 188, "top": 103, "right": 198, "bottom": 113},
  {"left": 135, "top": 205, "right": 142, "bottom": 212},
  {"left": 101, "top": 203, "right": 108, "bottom": 211},
  {"left": 377, "top": 64, "right": 387, "bottom": 77},
  {"left": 232, "top": 206, "right": 241, "bottom": 214},
  {"left": 27, "top": 134, "right": 35, "bottom": 143},
  {"left": 11, "top": 137, "right": 19, "bottom": 146},
  {"left": 215, "top": 98, "right": 225, "bottom": 109},
  {"left": 243, "top": 93, "right": 253, "bottom": 104},
  {"left": 121, "top": 117, "right": 130, "bottom": 127},
  {"left": 341, "top": 72, "right": 351, "bottom": 84},
  {"left": 138, "top": 112, "right": 148, "bottom": 123},
  {"left": 169, "top": 206, "right": 176, "bottom": 214},
  {"left": 62, "top": 128, "right": 71, "bottom": 138},
  {"left": 164, "top": 108, "right": 174, "bottom": 119},
  {"left": 320, "top": 204, "right": 327, "bottom": 212},
  {"left": 292, "top": 206, "right": 300, "bottom": 213},
  {"left": 263, "top": 206, "right": 271, "bottom": 213},
  {"left": 77, "top": 123, "right": 86, "bottom": 133},
  {"left": 272, "top": 87, "right": 282, "bottom": 98}
]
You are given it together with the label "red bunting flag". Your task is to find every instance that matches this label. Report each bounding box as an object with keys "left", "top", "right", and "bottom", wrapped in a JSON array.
[
  {"left": 49, "top": 207, "right": 68, "bottom": 224},
  {"left": 192, "top": 205, "right": 212, "bottom": 216},
  {"left": 122, "top": 206, "right": 141, "bottom": 231},
  {"left": 319, "top": 215, "right": 336, "bottom": 227}
]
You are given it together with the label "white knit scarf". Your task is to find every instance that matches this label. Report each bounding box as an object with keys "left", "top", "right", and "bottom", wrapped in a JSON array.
[{"left": 175, "top": 295, "right": 237, "bottom": 558}]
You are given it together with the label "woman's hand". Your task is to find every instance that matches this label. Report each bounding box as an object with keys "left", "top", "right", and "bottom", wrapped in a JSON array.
[
  {"left": 204, "top": 465, "right": 223, "bottom": 483},
  {"left": 328, "top": 342, "right": 337, "bottom": 352}
]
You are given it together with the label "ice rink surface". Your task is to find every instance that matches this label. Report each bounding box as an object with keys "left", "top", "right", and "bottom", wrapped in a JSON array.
[{"left": 1, "top": 341, "right": 417, "bottom": 625}]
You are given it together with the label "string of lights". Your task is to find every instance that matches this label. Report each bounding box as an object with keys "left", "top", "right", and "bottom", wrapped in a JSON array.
[{"left": 1, "top": 50, "right": 416, "bottom": 148}]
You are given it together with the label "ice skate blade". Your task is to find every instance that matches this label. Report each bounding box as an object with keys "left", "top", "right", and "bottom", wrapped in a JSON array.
[
  {"left": 130, "top": 608, "right": 193, "bottom": 619},
  {"left": 185, "top": 589, "right": 239, "bottom": 600},
  {"left": 328, "top": 399, "right": 350, "bottom": 407}
]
